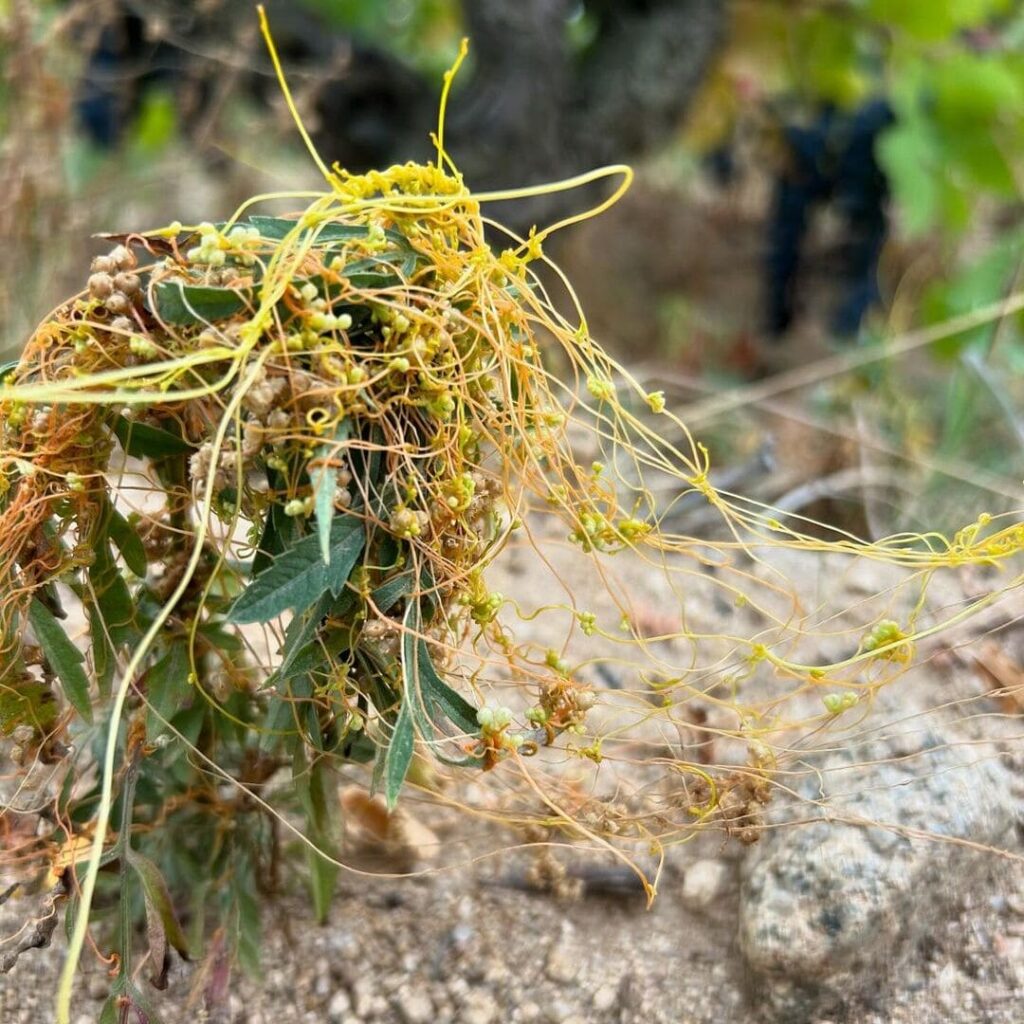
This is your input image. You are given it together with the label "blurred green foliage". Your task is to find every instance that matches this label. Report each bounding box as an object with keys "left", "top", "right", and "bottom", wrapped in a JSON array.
[
  {"left": 726, "top": 0, "right": 1023, "bottom": 239},
  {"left": 301, "top": 0, "right": 462, "bottom": 76}
]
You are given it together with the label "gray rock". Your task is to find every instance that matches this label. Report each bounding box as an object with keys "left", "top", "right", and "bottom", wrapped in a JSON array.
[{"left": 739, "top": 729, "right": 1020, "bottom": 1021}]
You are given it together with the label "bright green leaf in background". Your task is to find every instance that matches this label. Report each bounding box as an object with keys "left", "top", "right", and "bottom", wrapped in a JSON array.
[
  {"left": 866, "top": 0, "right": 1012, "bottom": 42},
  {"left": 130, "top": 89, "right": 178, "bottom": 153}
]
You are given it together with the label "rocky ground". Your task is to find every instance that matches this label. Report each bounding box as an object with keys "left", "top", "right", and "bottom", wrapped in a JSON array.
[
  {"left": 3, "top": 537, "right": 1024, "bottom": 1024},
  {"left": 3, "top": 806, "right": 1024, "bottom": 1024}
]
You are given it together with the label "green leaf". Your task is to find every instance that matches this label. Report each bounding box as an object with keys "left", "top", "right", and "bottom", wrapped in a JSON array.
[
  {"left": 933, "top": 53, "right": 1022, "bottom": 124},
  {"left": 877, "top": 117, "right": 940, "bottom": 235},
  {"left": 260, "top": 672, "right": 314, "bottom": 753},
  {"left": 195, "top": 622, "right": 244, "bottom": 653},
  {"left": 307, "top": 843, "right": 338, "bottom": 923},
  {"left": 371, "top": 572, "right": 414, "bottom": 614},
  {"left": 867, "top": 0, "right": 1010, "bottom": 40},
  {"left": 259, "top": 691, "right": 297, "bottom": 751},
  {"left": 233, "top": 865, "right": 261, "bottom": 975},
  {"left": 258, "top": 592, "right": 338, "bottom": 752},
  {"left": 382, "top": 694, "right": 415, "bottom": 810},
  {"left": 272, "top": 641, "right": 330, "bottom": 688},
  {"left": 226, "top": 514, "right": 365, "bottom": 624},
  {"left": 89, "top": 608, "right": 115, "bottom": 696},
  {"left": 98, "top": 996, "right": 118, "bottom": 1024},
  {"left": 112, "top": 414, "right": 193, "bottom": 458},
  {"left": 131, "top": 87, "right": 177, "bottom": 153},
  {"left": 248, "top": 215, "right": 409, "bottom": 248},
  {"left": 400, "top": 601, "right": 481, "bottom": 767},
  {"left": 792, "top": 13, "right": 859, "bottom": 105},
  {"left": 107, "top": 505, "right": 148, "bottom": 577},
  {"left": 252, "top": 501, "right": 296, "bottom": 577},
  {"left": 949, "top": 129, "right": 1016, "bottom": 195},
  {"left": 252, "top": 463, "right": 301, "bottom": 575},
  {"left": 126, "top": 849, "right": 191, "bottom": 959},
  {"left": 295, "top": 756, "right": 339, "bottom": 923},
  {"left": 277, "top": 592, "right": 341, "bottom": 679},
  {"left": 89, "top": 539, "right": 137, "bottom": 646},
  {"left": 0, "top": 677, "right": 57, "bottom": 735},
  {"left": 312, "top": 420, "right": 351, "bottom": 566},
  {"left": 171, "top": 698, "right": 205, "bottom": 747},
  {"left": 414, "top": 637, "right": 479, "bottom": 736},
  {"left": 152, "top": 281, "right": 249, "bottom": 326},
  {"left": 124, "top": 981, "right": 166, "bottom": 1023},
  {"left": 339, "top": 257, "right": 403, "bottom": 289},
  {"left": 938, "top": 366, "right": 976, "bottom": 454},
  {"left": 922, "top": 230, "right": 1024, "bottom": 355},
  {"left": 313, "top": 462, "right": 338, "bottom": 567},
  {"left": 28, "top": 599, "right": 92, "bottom": 722},
  {"left": 146, "top": 643, "right": 192, "bottom": 737},
  {"left": 343, "top": 731, "right": 377, "bottom": 763}
]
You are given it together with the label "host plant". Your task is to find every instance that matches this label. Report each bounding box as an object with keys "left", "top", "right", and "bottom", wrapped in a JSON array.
[{"left": 1, "top": 11, "right": 1022, "bottom": 1023}]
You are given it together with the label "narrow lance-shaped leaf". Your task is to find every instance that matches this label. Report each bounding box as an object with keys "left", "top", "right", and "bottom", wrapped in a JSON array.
[
  {"left": 107, "top": 504, "right": 148, "bottom": 577},
  {"left": 400, "top": 601, "right": 481, "bottom": 767},
  {"left": 89, "top": 539, "right": 137, "bottom": 646},
  {"left": 152, "top": 281, "right": 249, "bottom": 326},
  {"left": 89, "top": 607, "right": 115, "bottom": 698},
  {"left": 146, "top": 643, "right": 192, "bottom": 738},
  {"left": 0, "top": 680, "right": 57, "bottom": 734},
  {"left": 294, "top": 754, "right": 339, "bottom": 923},
  {"left": 369, "top": 572, "right": 413, "bottom": 615},
  {"left": 112, "top": 414, "right": 193, "bottom": 458},
  {"left": 311, "top": 420, "right": 351, "bottom": 566},
  {"left": 274, "top": 590, "right": 351, "bottom": 686},
  {"left": 226, "top": 514, "right": 365, "bottom": 624},
  {"left": 98, "top": 996, "right": 119, "bottom": 1024},
  {"left": 252, "top": 488, "right": 299, "bottom": 576},
  {"left": 28, "top": 599, "right": 93, "bottom": 723},
  {"left": 248, "top": 215, "right": 410, "bottom": 248},
  {"left": 229, "top": 853, "right": 261, "bottom": 975},
  {"left": 306, "top": 826, "right": 338, "bottom": 924},
  {"left": 125, "top": 980, "right": 167, "bottom": 1023},
  {"left": 413, "top": 636, "right": 480, "bottom": 737},
  {"left": 126, "top": 849, "right": 190, "bottom": 960},
  {"left": 382, "top": 694, "right": 415, "bottom": 811}
]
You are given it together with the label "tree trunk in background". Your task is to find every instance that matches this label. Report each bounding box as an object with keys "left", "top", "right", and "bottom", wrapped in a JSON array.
[
  {"left": 423, "top": 0, "right": 727, "bottom": 229},
  {"left": 87, "top": 0, "right": 727, "bottom": 230}
]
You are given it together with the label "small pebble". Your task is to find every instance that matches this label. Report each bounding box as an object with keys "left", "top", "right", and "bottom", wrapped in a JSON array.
[
  {"left": 681, "top": 858, "right": 729, "bottom": 908},
  {"left": 395, "top": 988, "right": 433, "bottom": 1024},
  {"left": 545, "top": 945, "right": 579, "bottom": 984},
  {"left": 592, "top": 984, "right": 619, "bottom": 1013},
  {"left": 461, "top": 989, "right": 496, "bottom": 1024}
]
